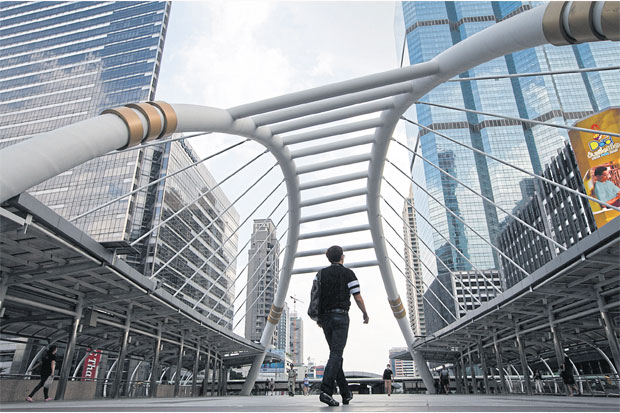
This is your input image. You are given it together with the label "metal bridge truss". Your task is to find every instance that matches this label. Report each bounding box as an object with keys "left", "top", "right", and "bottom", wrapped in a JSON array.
[{"left": 0, "top": 1, "right": 618, "bottom": 396}]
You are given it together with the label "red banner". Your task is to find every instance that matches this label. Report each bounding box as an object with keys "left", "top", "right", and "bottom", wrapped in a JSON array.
[{"left": 81, "top": 349, "right": 102, "bottom": 381}]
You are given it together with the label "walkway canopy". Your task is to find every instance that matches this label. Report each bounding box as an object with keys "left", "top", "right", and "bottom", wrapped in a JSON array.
[{"left": 0, "top": 192, "right": 280, "bottom": 369}]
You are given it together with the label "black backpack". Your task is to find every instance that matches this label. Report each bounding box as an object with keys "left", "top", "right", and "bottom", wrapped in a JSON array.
[{"left": 307, "top": 269, "right": 323, "bottom": 322}]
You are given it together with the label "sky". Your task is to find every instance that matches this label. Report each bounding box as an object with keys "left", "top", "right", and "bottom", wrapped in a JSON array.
[{"left": 156, "top": 1, "right": 419, "bottom": 375}]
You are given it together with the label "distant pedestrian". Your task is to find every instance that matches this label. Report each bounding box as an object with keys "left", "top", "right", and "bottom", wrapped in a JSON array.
[
  {"left": 439, "top": 367, "right": 450, "bottom": 394},
  {"left": 383, "top": 364, "right": 393, "bottom": 396},
  {"left": 26, "top": 345, "right": 57, "bottom": 402},
  {"left": 268, "top": 378, "right": 275, "bottom": 396},
  {"left": 534, "top": 370, "right": 543, "bottom": 394},
  {"left": 287, "top": 364, "right": 297, "bottom": 396},
  {"left": 560, "top": 364, "right": 578, "bottom": 396},
  {"left": 303, "top": 374, "right": 310, "bottom": 395}
]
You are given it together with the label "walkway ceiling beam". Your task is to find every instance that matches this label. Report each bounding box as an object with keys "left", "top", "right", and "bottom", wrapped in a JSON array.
[
  {"left": 252, "top": 86, "right": 411, "bottom": 126},
  {"left": 294, "top": 242, "right": 375, "bottom": 258},
  {"left": 299, "top": 205, "right": 368, "bottom": 224},
  {"left": 291, "top": 260, "right": 378, "bottom": 275},
  {"left": 227, "top": 61, "right": 439, "bottom": 118},
  {"left": 298, "top": 224, "right": 370, "bottom": 240},
  {"left": 299, "top": 171, "right": 368, "bottom": 191},
  {"left": 290, "top": 134, "right": 375, "bottom": 159},
  {"left": 282, "top": 118, "right": 383, "bottom": 145},
  {"left": 269, "top": 98, "right": 394, "bottom": 135},
  {"left": 299, "top": 188, "right": 368, "bottom": 208},
  {"left": 296, "top": 153, "right": 371, "bottom": 175}
]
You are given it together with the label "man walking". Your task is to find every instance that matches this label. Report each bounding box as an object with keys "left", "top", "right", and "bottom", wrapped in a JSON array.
[
  {"left": 383, "top": 363, "right": 393, "bottom": 396},
  {"left": 287, "top": 364, "right": 297, "bottom": 396},
  {"left": 316, "top": 245, "right": 369, "bottom": 407}
]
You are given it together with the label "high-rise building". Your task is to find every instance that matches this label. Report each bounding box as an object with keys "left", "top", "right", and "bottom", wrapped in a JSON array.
[
  {"left": 398, "top": 1, "right": 620, "bottom": 333},
  {"left": 0, "top": 1, "right": 171, "bottom": 255},
  {"left": 245, "top": 219, "right": 280, "bottom": 345},
  {"left": 424, "top": 269, "right": 500, "bottom": 333},
  {"left": 402, "top": 185, "right": 426, "bottom": 337},
  {"left": 289, "top": 312, "right": 303, "bottom": 365},
  {"left": 276, "top": 302, "right": 291, "bottom": 354},
  {"left": 389, "top": 347, "right": 416, "bottom": 377},
  {"left": 145, "top": 139, "right": 239, "bottom": 328},
  {"left": 497, "top": 142, "right": 596, "bottom": 290},
  {"left": 451, "top": 270, "right": 501, "bottom": 317}
]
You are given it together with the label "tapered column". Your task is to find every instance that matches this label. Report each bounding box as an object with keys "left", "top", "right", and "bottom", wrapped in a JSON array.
[
  {"left": 55, "top": 298, "right": 83, "bottom": 400},
  {"left": 515, "top": 324, "right": 532, "bottom": 395},
  {"left": 174, "top": 334, "right": 184, "bottom": 397},
  {"left": 110, "top": 304, "right": 132, "bottom": 399},
  {"left": 211, "top": 357, "right": 217, "bottom": 396},
  {"left": 149, "top": 324, "right": 162, "bottom": 398},
  {"left": 192, "top": 339, "right": 201, "bottom": 397},
  {"left": 468, "top": 349, "right": 477, "bottom": 394},
  {"left": 493, "top": 333, "right": 507, "bottom": 395},
  {"left": 460, "top": 351, "right": 469, "bottom": 394},
  {"left": 0, "top": 276, "right": 8, "bottom": 318},
  {"left": 547, "top": 307, "right": 565, "bottom": 371},
  {"left": 219, "top": 363, "right": 226, "bottom": 396},
  {"left": 478, "top": 338, "right": 489, "bottom": 394},
  {"left": 454, "top": 359, "right": 462, "bottom": 394},
  {"left": 202, "top": 351, "right": 211, "bottom": 396},
  {"left": 598, "top": 293, "right": 620, "bottom": 375}
]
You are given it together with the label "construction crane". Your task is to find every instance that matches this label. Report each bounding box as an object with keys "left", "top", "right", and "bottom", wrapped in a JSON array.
[{"left": 289, "top": 295, "right": 304, "bottom": 314}]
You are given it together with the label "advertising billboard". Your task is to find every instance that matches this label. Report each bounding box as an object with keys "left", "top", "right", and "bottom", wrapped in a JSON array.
[
  {"left": 81, "top": 349, "right": 102, "bottom": 381},
  {"left": 568, "top": 107, "right": 620, "bottom": 228},
  {"left": 261, "top": 349, "right": 285, "bottom": 373}
]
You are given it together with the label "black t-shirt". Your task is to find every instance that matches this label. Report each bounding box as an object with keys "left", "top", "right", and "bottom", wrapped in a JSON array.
[
  {"left": 41, "top": 353, "right": 56, "bottom": 376},
  {"left": 318, "top": 263, "right": 360, "bottom": 313},
  {"left": 383, "top": 368, "right": 393, "bottom": 380}
]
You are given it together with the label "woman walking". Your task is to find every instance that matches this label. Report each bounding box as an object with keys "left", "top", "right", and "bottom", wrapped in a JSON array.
[{"left": 26, "top": 345, "right": 57, "bottom": 402}]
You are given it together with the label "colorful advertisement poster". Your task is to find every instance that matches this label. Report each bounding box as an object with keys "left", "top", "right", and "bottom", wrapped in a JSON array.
[
  {"left": 568, "top": 107, "right": 620, "bottom": 228},
  {"left": 81, "top": 349, "right": 102, "bottom": 381},
  {"left": 260, "top": 349, "right": 285, "bottom": 373}
]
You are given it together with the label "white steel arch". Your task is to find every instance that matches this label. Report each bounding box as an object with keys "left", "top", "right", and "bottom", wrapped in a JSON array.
[{"left": 0, "top": 1, "right": 617, "bottom": 395}]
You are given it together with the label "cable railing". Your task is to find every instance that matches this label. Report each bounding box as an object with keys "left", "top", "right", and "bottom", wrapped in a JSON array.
[
  {"left": 70, "top": 138, "right": 247, "bottom": 222},
  {"left": 130, "top": 151, "right": 270, "bottom": 247}
]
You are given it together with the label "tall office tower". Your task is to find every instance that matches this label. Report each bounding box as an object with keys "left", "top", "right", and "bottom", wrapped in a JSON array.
[
  {"left": 289, "top": 312, "right": 303, "bottom": 365},
  {"left": 0, "top": 2, "right": 171, "bottom": 258},
  {"left": 145, "top": 139, "right": 239, "bottom": 328},
  {"left": 389, "top": 347, "right": 416, "bottom": 377},
  {"left": 398, "top": 1, "right": 620, "bottom": 333},
  {"left": 245, "top": 219, "right": 280, "bottom": 345},
  {"left": 402, "top": 185, "right": 426, "bottom": 338},
  {"left": 276, "top": 302, "right": 291, "bottom": 354}
]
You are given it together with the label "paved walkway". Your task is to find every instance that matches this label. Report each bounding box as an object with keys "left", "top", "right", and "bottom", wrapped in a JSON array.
[{"left": 3, "top": 394, "right": 618, "bottom": 412}]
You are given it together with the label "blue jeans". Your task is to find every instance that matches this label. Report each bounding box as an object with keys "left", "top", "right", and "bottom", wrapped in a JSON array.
[{"left": 319, "top": 312, "right": 352, "bottom": 398}]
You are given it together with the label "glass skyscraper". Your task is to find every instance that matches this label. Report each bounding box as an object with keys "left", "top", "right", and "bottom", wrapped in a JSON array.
[
  {"left": 0, "top": 1, "right": 171, "bottom": 248},
  {"left": 398, "top": 1, "right": 620, "bottom": 332},
  {"left": 146, "top": 139, "right": 239, "bottom": 328}
]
